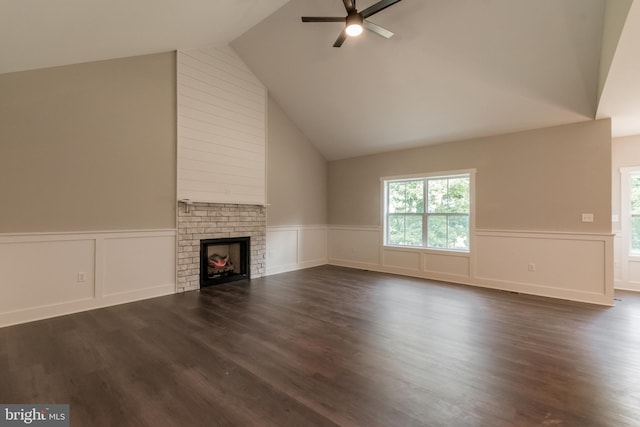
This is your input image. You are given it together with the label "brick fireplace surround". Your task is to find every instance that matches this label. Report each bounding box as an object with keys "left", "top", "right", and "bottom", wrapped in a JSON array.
[{"left": 177, "top": 203, "right": 266, "bottom": 292}]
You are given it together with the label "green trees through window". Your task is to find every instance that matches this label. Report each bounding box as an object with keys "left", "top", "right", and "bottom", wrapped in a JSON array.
[
  {"left": 631, "top": 174, "right": 640, "bottom": 254},
  {"left": 385, "top": 174, "right": 470, "bottom": 251},
  {"left": 387, "top": 180, "right": 424, "bottom": 246}
]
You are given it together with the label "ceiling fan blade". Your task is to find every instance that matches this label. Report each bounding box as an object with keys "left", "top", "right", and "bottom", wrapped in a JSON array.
[
  {"left": 360, "top": 0, "right": 402, "bottom": 19},
  {"left": 342, "top": 0, "right": 355, "bottom": 13},
  {"left": 302, "top": 16, "right": 346, "bottom": 22},
  {"left": 333, "top": 29, "right": 347, "bottom": 48},
  {"left": 363, "top": 20, "right": 394, "bottom": 38}
]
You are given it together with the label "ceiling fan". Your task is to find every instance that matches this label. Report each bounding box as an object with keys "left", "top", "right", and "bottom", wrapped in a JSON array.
[{"left": 301, "top": 0, "right": 402, "bottom": 48}]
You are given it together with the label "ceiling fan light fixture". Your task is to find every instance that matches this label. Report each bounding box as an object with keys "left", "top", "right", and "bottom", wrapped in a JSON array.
[
  {"left": 301, "top": 0, "right": 401, "bottom": 47},
  {"left": 345, "top": 13, "right": 364, "bottom": 37}
]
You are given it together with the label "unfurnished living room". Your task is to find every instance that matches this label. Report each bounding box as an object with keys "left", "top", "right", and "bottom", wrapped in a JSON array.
[{"left": 1, "top": 0, "right": 640, "bottom": 426}]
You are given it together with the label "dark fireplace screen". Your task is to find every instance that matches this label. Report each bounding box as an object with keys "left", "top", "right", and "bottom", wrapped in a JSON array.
[{"left": 200, "top": 237, "right": 250, "bottom": 288}]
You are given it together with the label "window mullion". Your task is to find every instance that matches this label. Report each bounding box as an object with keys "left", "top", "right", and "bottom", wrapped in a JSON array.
[
  {"left": 423, "top": 178, "right": 428, "bottom": 247},
  {"left": 449, "top": 178, "right": 453, "bottom": 248},
  {"left": 403, "top": 214, "right": 408, "bottom": 246},
  {"left": 445, "top": 212, "right": 449, "bottom": 249}
]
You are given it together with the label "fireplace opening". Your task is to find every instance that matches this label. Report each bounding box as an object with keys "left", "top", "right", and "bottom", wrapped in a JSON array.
[{"left": 200, "top": 237, "right": 250, "bottom": 288}]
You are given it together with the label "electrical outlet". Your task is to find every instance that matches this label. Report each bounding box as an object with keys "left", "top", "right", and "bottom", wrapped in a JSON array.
[
  {"left": 528, "top": 263, "right": 535, "bottom": 272},
  {"left": 77, "top": 272, "right": 87, "bottom": 283},
  {"left": 582, "top": 213, "right": 594, "bottom": 222}
]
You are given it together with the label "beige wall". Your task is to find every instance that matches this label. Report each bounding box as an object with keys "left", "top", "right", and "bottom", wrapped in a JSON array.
[
  {"left": 612, "top": 134, "right": 640, "bottom": 231},
  {"left": 0, "top": 53, "right": 176, "bottom": 232},
  {"left": 267, "top": 95, "right": 327, "bottom": 226},
  {"left": 329, "top": 119, "right": 611, "bottom": 233}
]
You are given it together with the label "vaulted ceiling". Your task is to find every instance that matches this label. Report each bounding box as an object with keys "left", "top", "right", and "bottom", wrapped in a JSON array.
[
  {"left": 232, "top": 0, "right": 633, "bottom": 160},
  {"left": 2, "top": 0, "right": 639, "bottom": 161},
  {"left": 0, "top": 0, "right": 289, "bottom": 74}
]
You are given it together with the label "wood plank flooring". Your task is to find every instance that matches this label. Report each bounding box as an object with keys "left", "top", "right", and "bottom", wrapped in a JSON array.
[{"left": 1, "top": 265, "right": 639, "bottom": 426}]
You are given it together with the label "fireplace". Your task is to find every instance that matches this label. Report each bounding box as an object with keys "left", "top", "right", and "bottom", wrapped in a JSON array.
[
  {"left": 177, "top": 202, "right": 265, "bottom": 292},
  {"left": 200, "top": 236, "right": 250, "bottom": 288}
]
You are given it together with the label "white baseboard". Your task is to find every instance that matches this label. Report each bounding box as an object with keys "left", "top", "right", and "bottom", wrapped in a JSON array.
[
  {"left": 267, "top": 259, "right": 327, "bottom": 276},
  {"left": 614, "top": 284, "right": 640, "bottom": 292},
  {"left": 327, "top": 259, "right": 382, "bottom": 272},
  {"left": 0, "top": 284, "right": 175, "bottom": 328}
]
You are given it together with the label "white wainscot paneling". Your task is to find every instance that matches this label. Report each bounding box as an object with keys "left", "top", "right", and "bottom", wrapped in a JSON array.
[
  {"left": 266, "top": 226, "right": 327, "bottom": 275},
  {"left": 614, "top": 231, "right": 640, "bottom": 291},
  {"left": 623, "top": 259, "right": 640, "bottom": 291},
  {"left": 382, "top": 249, "right": 420, "bottom": 272},
  {"left": 329, "top": 226, "right": 470, "bottom": 282},
  {"left": 0, "top": 239, "right": 95, "bottom": 313},
  {"left": 474, "top": 230, "right": 614, "bottom": 305},
  {"left": 328, "top": 226, "right": 381, "bottom": 270},
  {"left": 103, "top": 235, "right": 176, "bottom": 297},
  {"left": 381, "top": 248, "right": 470, "bottom": 281},
  {"left": 423, "top": 252, "right": 470, "bottom": 279},
  {"left": 267, "top": 229, "right": 298, "bottom": 273},
  {"left": 328, "top": 226, "right": 613, "bottom": 305},
  {"left": 0, "top": 230, "right": 176, "bottom": 327},
  {"left": 299, "top": 228, "right": 327, "bottom": 265}
]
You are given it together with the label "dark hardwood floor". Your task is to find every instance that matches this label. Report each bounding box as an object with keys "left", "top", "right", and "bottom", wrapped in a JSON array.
[{"left": 1, "top": 265, "right": 639, "bottom": 426}]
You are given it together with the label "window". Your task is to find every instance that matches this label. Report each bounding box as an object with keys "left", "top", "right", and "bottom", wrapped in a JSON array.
[
  {"left": 620, "top": 167, "right": 640, "bottom": 258},
  {"left": 384, "top": 173, "right": 471, "bottom": 251},
  {"left": 631, "top": 173, "right": 640, "bottom": 254}
]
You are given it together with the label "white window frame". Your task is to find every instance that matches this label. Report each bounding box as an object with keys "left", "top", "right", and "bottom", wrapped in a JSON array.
[
  {"left": 620, "top": 166, "right": 640, "bottom": 260},
  {"left": 381, "top": 169, "right": 476, "bottom": 253}
]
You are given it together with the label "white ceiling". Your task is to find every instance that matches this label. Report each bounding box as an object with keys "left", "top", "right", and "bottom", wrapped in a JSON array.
[
  {"left": 2, "top": 0, "right": 639, "bottom": 161},
  {"left": 232, "top": 0, "right": 610, "bottom": 160},
  {"left": 0, "top": 0, "right": 289, "bottom": 74}
]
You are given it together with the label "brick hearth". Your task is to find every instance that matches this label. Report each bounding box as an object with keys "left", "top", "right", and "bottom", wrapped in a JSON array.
[{"left": 177, "top": 203, "right": 266, "bottom": 292}]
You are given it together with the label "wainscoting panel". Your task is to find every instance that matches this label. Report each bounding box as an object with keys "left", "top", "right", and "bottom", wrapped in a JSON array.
[
  {"left": 328, "top": 226, "right": 470, "bottom": 282},
  {"left": 613, "top": 232, "right": 640, "bottom": 292},
  {"left": 473, "top": 231, "right": 613, "bottom": 305},
  {"left": 266, "top": 226, "right": 327, "bottom": 275},
  {"left": 103, "top": 233, "right": 176, "bottom": 297},
  {"left": 0, "top": 238, "right": 96, "bottom": 313},
  {"left": 381, "top": 248, "right": 471, "bottom": 282},
  {"left": 328, "top": 226, "right": 380, "bottom": 270},
  {"left": 423, "top": 252, "right": 470, "bottom": 279},
  {"left": 298, "top": 228, "right": 327, "bottom": 266},
  {"left": 0, "top": 230, "right": 176, "bottom": 327},
  {"left": 623, "top": 260, "right": 640, "bottom": 292},
  {"left": 266, "top": 228, "right": 298, "bottom": 274},
  {"left": 382, "top": 248, "right": 421, "bottom": 272},
  {"left": 327, "top": 226, "right": 614, "bottom": 305}
]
